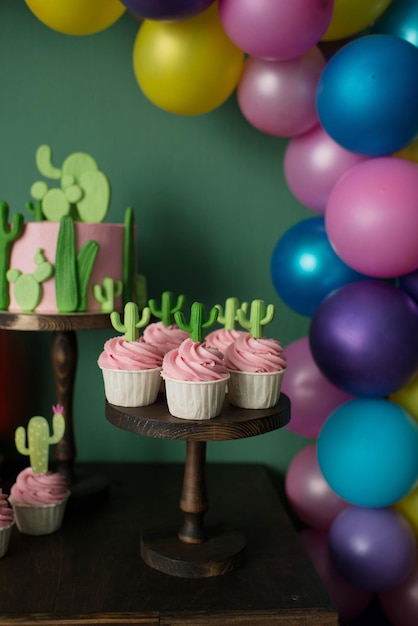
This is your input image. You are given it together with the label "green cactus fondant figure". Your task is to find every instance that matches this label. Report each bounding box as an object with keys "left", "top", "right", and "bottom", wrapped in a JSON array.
[
  {"left": 110, "top": 302, "right": 151, "bottom": 342},
  {"left": 149, "top": 291, "right": 186, "bottom": 327},
  {"left": 122, "top": 206, "right": 136, "bottom": 305},
  {"left": 93, "top": 277, "right": 123, "bottom": 313},
  {"left": 0, "top": 202, "right": 24, "bottom": 311},
  {"left": 136, "top": 274, "right": 147, "bottom": 311},
  {"left": 174, "top": 302, "right": 218, "bottom": 343},
  {"left": 15, "top": 404, "right": 66, "bottom": 474},
  {"left": 215, "top": 297, "right": 248, "bottom": 331},
  {"left": 236, "top": 299, "right": 275, "bottom": 339},
  {"left": 7, "top": 248, "right": 54, "bottom": 313}
]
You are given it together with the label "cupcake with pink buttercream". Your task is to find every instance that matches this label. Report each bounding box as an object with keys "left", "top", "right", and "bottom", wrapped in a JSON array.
[
  {"left": 9, "top": 405, "right": 70, "bottom": 535},
  {"left": 98, "top": 302, "right": 164, "bottom": 407},
  {"left": 205, "top": 297, "right": 248, "bottom": 355},
  {"left": 0, "top": 489, "right": 14, "bottom": 557},
  {"left": 162, "top": 302, "right": 229, "bottom": 420},
  {"left": 144, "top": 291, "right": 189, "bottom": 355},
  {"left": 224, "top": 300, "right": 287, "bottom": 409}
]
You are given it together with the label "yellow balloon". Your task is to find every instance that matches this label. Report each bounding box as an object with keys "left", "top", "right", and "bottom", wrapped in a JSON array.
[
  {"left": 394, "top": 484, "right": 418, "bottom": 535},
  {"left": 395, "top": 136, "right": 418, "bottom": 164},
  {"left": 132, "top": 4, "right": 244, "bottom": 116},
  {"left": 24, "top": 0, "right": 126, "bottom": 36},
  {"left": 390, "top": 374, "right": 418, "bottom": 422},
  {"left": 322, "top": 0, "right": 392, "bottom": 41}
]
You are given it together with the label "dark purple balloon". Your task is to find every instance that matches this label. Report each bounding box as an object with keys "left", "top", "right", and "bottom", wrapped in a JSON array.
[
  {"left": 329, "top": 506, "right": 416, "bottom": 591},
  {"left": 399, "top": 269, "right": 418, "bottom": 305},
  {"left": 309, "top": 280, "right": 418, "bottom": 397},
  {"left": 121, "top": 0, "right": 215, "bottom": 21}
]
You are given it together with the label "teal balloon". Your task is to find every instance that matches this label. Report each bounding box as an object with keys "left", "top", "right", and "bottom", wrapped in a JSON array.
[
  {"left": 270, "top": 217, "right": 365, "bottom": 317},
  {"left": 317, "top": 398, "right": 418, "bottom": 508},
  {"left": 372, "top": 0, "right": 418, "bottom": 47}
]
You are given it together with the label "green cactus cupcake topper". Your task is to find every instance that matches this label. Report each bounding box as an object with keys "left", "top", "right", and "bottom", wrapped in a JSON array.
[
  {"left": 215, "top": 297, "right": 249, "bottom": 331},
  {"left": 15, "top": 405, "right": 65, "bottom": 474},
  {"left": 236, "top": 299, "right": 275, "bottom": 339},
  {"left": 174, "top": 301, "right": 218, "bottom": 343},
  {"left": 110, "top": 301, "right": 151, "bottom": 342},
  {"left": 148, "top": 291, "right": 186, "bottom": 327}
]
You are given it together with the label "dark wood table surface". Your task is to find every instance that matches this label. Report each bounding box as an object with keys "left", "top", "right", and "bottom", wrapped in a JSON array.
[{"left": 0, "top": 462, "right": 338, "bottom": 625}]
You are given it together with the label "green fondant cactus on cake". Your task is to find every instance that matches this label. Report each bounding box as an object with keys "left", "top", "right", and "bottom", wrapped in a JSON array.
[
  {"left": 149, "top": 291, "right": 186, "bottom": 326},
  {"left": 110, "top": 301, "right": 151, "bottom": 342},
  {"left": 94, "top": 277, "right": 123, "bottom": 313},
  {"left": 174, "top": 301, "right": 218, "bottom": 342},
  {"left": 7, "top": 248, "right": 54, "bottom": 313},
  {"left": 236, "top": 299, "right": 275, "bottom": 338},
  {"left": 0, "top": 202, "right": 24, "bottom": 310},
  {"left": 15, "top": 405, "right": 66, "bottom": 474},
  {"left": 215, "top": 297, "right": 248, "bottom": 330}
]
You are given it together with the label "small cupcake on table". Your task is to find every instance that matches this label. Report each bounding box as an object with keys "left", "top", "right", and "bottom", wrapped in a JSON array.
[
  {"left": 0, "top": 489, "right": 14, "bottom": 557},
  {"left": 9, "top": 405, "right": 70, "bottom": 536},
  {"left": 224, "top": 300, "right": 287, "bottom": 409},
  {"left": 161, "top": 302, "right": 230, "bottom": 420},
  {"left": 205, "top": 297, "right": 248, "bottom": 354},
  {"left": 144, "top": 291, "right": 189, "bottom": 355}
]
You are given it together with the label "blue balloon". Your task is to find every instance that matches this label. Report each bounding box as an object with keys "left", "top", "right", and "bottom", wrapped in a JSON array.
[
  {"left": 372, "top": 0, "right": 418, "bottom": 47},
  {"left": 317, "top": 398, "right": 418, "bottom": 508},
  {"left": 316, "top": 34, "right": 418, "bottom": 156},
  {"left": 270, "top": 217, "right": 366, "bottom": 317}
]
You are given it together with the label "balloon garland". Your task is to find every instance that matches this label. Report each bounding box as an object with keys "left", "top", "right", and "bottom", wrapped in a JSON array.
[{"left": 22, "top": 0, "right": 418, "bottom": 622}]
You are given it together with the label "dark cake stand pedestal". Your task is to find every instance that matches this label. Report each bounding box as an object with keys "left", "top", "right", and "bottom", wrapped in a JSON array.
[
  {"left": 0, "top": 311, "right": 112, "bottom": 502},
  {"left": 106, "top": 392, "right": 291, "bottom": 578}
]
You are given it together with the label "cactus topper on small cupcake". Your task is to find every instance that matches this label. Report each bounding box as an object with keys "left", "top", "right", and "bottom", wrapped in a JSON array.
[
  {"left": 15, "top": 404, "right": 65, "bottom": 474},
  {"left": 148, "top": 291, "right": 186, "bottom": 327},
  {"left": 174, "top": 301, "right": 218, "bottom": 343},
  {"left": 110, "top": 301, "right": 151, "bottom": 342},
  {"left": 236, "top": 299, "right": 275, "bottom": 339},
  {"left": 214, "top": 297, "right": 248, "bottom": 331}
]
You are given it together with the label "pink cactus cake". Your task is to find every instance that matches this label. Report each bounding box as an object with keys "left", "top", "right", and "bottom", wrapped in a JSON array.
[
  {"left": 224, "top": 300, "right": 287, "bottom": 409},
  {"left": 161, "top": 302, "right": 230, "bottom": 420},
  {"left": 0, "top": 144, "right": 138, "bottom": 314},
  {"left": 0, "top": 489, "right": 14, "bottom": 558}
]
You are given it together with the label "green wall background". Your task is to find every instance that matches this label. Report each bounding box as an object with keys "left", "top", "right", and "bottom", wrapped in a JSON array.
[{"left": 0, "top": 1, "right": 313, "bottom": 472}]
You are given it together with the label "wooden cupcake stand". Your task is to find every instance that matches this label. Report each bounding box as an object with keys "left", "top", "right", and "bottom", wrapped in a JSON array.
[{"left": 105, "top": 392, "right": 291, "bottom": 578}]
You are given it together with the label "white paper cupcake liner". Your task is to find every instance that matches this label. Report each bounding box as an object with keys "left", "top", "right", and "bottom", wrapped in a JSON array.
[
  {"left": 0, "top": 523, "right": 14, "bottom": 558},
  {"left": 9, "top": 494, "right": 69, "bottom": 536},
  {"left": 163, "top": 376, "right": 229, "bottom": 420},
  {"left": 100, "top": 366, "right": 162, "bottom": 407},
  {"left": 227, "top": 369, "right": 285, "bottom": 409}
]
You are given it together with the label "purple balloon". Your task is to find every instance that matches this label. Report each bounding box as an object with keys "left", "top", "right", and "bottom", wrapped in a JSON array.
[
  {"left": 329, "top": 507, "right": 416, "bottom": 591},
  {"left": 309, "top": 280, "right": 418, "bottom": 397},
  {"left": 121, "top": 0, "right": 215, "bottom": 20},
  {"left": 399, "top": 268, "right": 418, "bottom": 305}
]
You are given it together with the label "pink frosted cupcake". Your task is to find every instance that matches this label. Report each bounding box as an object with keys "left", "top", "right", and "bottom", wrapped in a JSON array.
[
  {"left": 206, "top": 297, "right": 248, "bottom": 355},
  {"left": 98, "top": 303, "right": 164, "bottom": 407},
  {"left": 224, "top": 300, "right": 287, "bottom": 409},
  {"left": 144, "top": 291, "right": 189, "bottom": 355},
  {"left": 162, "top": 303, "right": 229, "bottom": 420},
  {"left": 0, "top": 490, "right": 14, "bottom": 557}
]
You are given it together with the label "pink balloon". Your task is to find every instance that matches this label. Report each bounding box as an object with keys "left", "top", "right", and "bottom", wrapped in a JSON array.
[
  {"left": 218, "top": 0, "right": 334, "bottom": 61},
  {"left": 284, "top": 125, "right": 368, "bottom": 213},
  {"left": 326, "top": 157, "right": 418, "bottom": 278},
  {"left": 282, "top": 337, "right": 354, "bottom": 439},
  {"left": 379, "top": 556, "right": 418, "bottom": 626},
  {"left": 285, "top": 443, "right": 349, "bottom": 530},
  {"left": 300, "top": 528, "right": 373, "bottom": 623},
  {"left": 237, "top": 49, "right": 325, "bottom": 138}
]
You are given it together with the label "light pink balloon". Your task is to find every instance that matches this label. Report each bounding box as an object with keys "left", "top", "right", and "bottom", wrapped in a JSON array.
[
  {"left": 237, "top": 49, "right": 325, "bottom": 138},
  {"left": 379, "top": 556, "right": 418, "bottom": 626},
  {"left": 282, "top": 337, "right": 354, "bottom": 439},
  {"left": 285, "top": 443, "right": 349, "bottom": 530},
  {"left": 326, "top": 157, "right": 418, "bottom": 278},
  {"left": 218, "top": 0, "right": 334, "bottom": 61},
  {"left": 300, "top": 528, "right": 373, "bottom": 623},
  {"left": 284, "top": 124, "right": 368, "bottom": 213}
]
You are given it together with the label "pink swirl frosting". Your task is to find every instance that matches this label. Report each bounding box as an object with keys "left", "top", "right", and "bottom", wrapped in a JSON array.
[
  {"left": 205, "top": 329, "right": 247, "bottom": 354},
  {"left": 10, "top": 468, "right": 69, "bottom": 506},
  {"left": 224, "top": 335, "right": 287, "bottom": 373},
  {"left": 0, "top": 490, "right": 14, "bottom": 528},
  {"left": 162, "top": 338, "right": 229, "bottom": 382},
  {"left": 143, "top": 322, "right": 189, "bottom": 355},
  {"left": 98, "top": 336, "right": 164, "bottom": 371}
]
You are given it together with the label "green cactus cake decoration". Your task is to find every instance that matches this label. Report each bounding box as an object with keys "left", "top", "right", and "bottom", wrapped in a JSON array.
[
  {"left": 94, "top": 277, "right": 123, "bottom": 313},
  {"left": 236, "top": 299, "right": 275, "bottom": 339},
  {"left": 215, "top": 297, "right": 248, "bottom": 331},
  {"left": 15, "top": 404, "right": 66, "bottom": 474},
  {"left": 110, "top": 301, "right": 151, "bottom": 342},
  {"left": 174, "top": 301, "right": 218, "bottom": 343},
  {"left": 0, "top": 202, "right": 24, "bottom": 310},
  {"left": 7, "top": 248, "right": 54, "bottom": 313},
  {"left": 149, "top": 291, "right": 186, "bottom": 326}
]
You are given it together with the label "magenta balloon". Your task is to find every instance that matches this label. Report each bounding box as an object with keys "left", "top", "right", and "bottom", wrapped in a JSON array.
[
  {"left": 218, "top": 0, "right": 334, "bottom": 61},
  {"left": 379, "top": 557, "right": 418, "bottom": 626},
  {"left": 326, "top": 157, "right": 418, "bottom": 278},
  {"left": 237, "top": 49, "right": 325, "bottom": 138},
  {"left": 285, "top": 444, "right": 349, "bottom": 530},
  {"left": 299, "top": 529, "right": 373, "bottom": 623},
  {"left": 284, "top": 124, "right": 368, "bottom": 213},
  {"left": 282, "top": 337, "right": 354, "bottom": 439}
]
